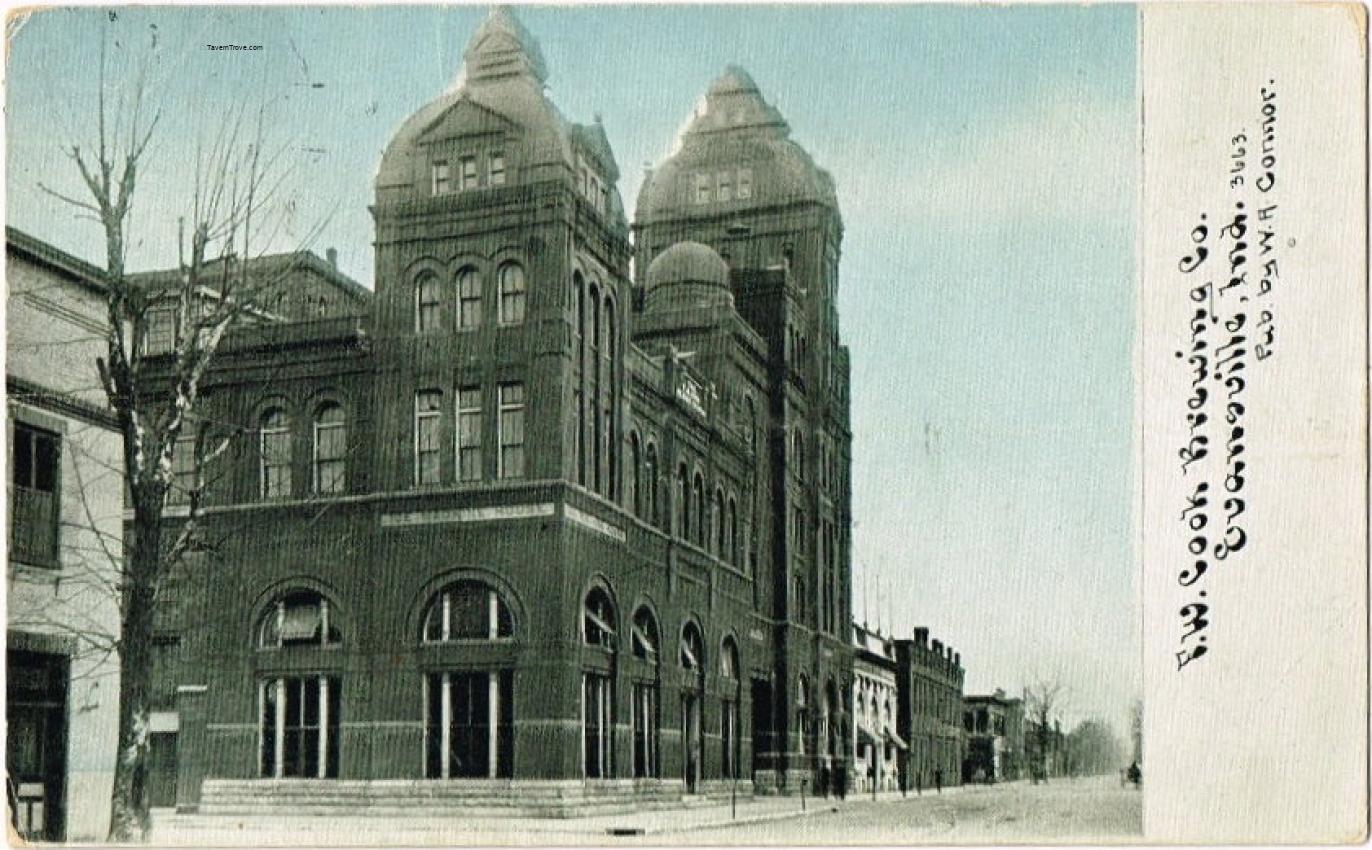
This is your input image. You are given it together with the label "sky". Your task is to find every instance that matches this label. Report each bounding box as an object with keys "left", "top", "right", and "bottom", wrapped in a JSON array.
[{"left": 6, "top": 4, "right": 1139, "bottom": 733}]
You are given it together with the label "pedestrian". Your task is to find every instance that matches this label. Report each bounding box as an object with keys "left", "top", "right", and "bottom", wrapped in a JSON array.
[{"left": 935, "top": 767, "right": 943, "bottom": 794}]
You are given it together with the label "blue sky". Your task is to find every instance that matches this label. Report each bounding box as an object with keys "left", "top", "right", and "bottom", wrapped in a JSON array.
[{"left": 7, "top": 4, "right": 1139, "bottom": 730}]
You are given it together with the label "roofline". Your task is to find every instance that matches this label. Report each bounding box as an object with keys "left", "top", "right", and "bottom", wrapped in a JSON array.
[
  {"left": 127, "top": 249, "right": 372, "bottom": 303},
  {"left": 6, "top": 227, "right": 108, "bottom": 296}
]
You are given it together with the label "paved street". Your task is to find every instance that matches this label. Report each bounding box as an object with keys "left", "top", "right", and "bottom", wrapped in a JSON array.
[
  {"left": 151, "top": 776, "right": 1140, "bottom": 845},
  {"left": 648, "top": 776, "right": 1142, "bottom": 845}
]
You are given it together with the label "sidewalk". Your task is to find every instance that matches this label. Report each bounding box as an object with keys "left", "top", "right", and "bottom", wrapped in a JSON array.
[
  {"left": 149, "top": 795, "right": 843, "bottom": 846},
  {"left": 149, "top": 783, "right": 1000, "bottom": 845}
]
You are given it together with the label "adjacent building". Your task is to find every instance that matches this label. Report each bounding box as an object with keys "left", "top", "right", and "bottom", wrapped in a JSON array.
[
  {"left": 145, "top": 8, "right": 853, "bottom": 815},
  {"left": 6, "top": 228, "right": 125, "bottom": 840},
  {"left": 962, "top": 689, "right": 1024, "bottom": 783},
  {"left": 894, "top": 627, "right": 964, "bottom": 791},
  {"left": 851, "top": 624, "right": 901, "bottom": 793}
]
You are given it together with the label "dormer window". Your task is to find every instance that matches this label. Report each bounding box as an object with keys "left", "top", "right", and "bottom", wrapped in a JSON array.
[
  {"left": 694, "top": 173, "right": 711, "bottom": 204},
  {"left": 461, "top": 156, "right": 478, "bottom": 190},
  {"left": 717, "top": 171, "right": 732, "bottom": 202},
  {"left": 489, "top": 152, "right": 506, "bottom": 187},
  {"left": 432, "top": 161, "right": 451, "bottom": 196},
  {"left": 737, "top": 168, "right": 753, "bottom": 200}
]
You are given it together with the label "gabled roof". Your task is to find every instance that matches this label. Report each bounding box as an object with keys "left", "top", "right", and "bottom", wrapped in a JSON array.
[{"left": 6, "top": 227, "right": 108, "bottom": 296}]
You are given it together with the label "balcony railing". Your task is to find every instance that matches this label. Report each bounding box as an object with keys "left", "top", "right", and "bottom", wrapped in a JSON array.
[{"left": 10, "top": 485, "right": 57, "bottom": 566}]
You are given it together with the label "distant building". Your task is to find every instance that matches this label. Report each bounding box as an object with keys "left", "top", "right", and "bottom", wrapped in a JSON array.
[
  {"left": 962, "top": 690, "right": 1024, "bottom": 783},
  {"left": 851, "top": 624, "right": 901, "bottom": 793},
  {"left": 6, "top": 228, "right": 124, "bottom": 840},
  {"left": 894, "top": 627, "right": 964, "bottom": 791}
]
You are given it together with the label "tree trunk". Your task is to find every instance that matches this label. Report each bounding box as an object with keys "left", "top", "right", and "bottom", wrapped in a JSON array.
[{"left": 107, "top": 505, "right": 161, "bottom": 842}]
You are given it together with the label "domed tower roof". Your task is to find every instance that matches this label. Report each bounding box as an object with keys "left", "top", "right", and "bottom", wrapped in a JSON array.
[
  {"left": 374, "top": 7, "right": 578, "bottom": 200},
  {"left": 636, "top": 65, "right": 838, "bottom": 221},
  {"left": 644, "top": 241, "right": 734, "bottom": 315}
]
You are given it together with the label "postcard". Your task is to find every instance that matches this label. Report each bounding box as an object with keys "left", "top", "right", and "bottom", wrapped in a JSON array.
[{"left": 3, "top": 2, "right": 1365, "bottom": 845}]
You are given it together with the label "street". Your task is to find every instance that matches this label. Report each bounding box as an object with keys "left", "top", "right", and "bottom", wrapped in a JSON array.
[{"left": 647, "top": 776, "right": 1142, "bottom": 845}]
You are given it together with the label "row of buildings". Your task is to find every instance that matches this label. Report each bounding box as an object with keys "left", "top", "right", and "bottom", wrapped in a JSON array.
[{"left": 7, "top": 9, "right": 1029, "bottom": 837}]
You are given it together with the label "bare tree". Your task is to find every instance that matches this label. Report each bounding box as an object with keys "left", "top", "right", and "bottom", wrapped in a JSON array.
[
  {"left": 38, "top": 26, "right": 326, "bottom": 840},
  {"left": 1129, "top": 697, "right": 1143, "bottom": 765},
  {"left": 1023, "top": 674, "right": 1067, "bottom": 783}
]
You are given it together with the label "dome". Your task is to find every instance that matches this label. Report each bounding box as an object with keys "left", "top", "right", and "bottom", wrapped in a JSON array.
[
  {"left": 636, "top": 65, "right": 838, "bottom": 221},
  {"left": 644, "top": 242, "right": 734, "bottom": 314},
  {"left": 374, "top": 8, "right": 573, "bottom": 199}
]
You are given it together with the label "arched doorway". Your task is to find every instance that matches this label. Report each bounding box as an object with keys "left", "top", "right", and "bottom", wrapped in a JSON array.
[{"left": 679, "top": 621, "right": 705, "bottom": 793}]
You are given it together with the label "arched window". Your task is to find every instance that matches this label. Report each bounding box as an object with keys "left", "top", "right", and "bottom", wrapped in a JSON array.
[
  {"left": 572, "top": 273, "right": 585, "bottom": 484},
  {"left": 720, "top": 636, "right": 740, "bottom": 778},
  {"left": 260, "top": 408, "right": 291, "bottom": 499},
  {"left": 258, "top": 589, "right": 341, "bottom": 648},
  {"left": 603, "top": 298, "right": 617, "bottom": 501},
  {"left": 582, "top": 587, "right": 616, "bottom": 778},
  {"left": 793, "top": 429, "right": 805, "bottom": 481},
  {"left": 675, "top": 463, "right": 689, "bottom": 538},
  {"left": 583, "top": 587, "right": 616, "bottom": 649},
  {"left": 725, "top": 497, "right": 738, "bottom": 565},
  {"left": 796, "top": 673, "right": 810, "bottom": 759},
  {"left": 712, "top": 488, "right": 725, "bottom": 556},
  {"left": 416, "top": 271, "right": 442, "bottom": 332},
  {"left": 421, "top": 580, "right": 514, "bottom": 642},
  {"left": 313, "top": 403, "right": 345, "bottom": 495},
  {"left": 692, "top": 473, "right": 706, "bottom": 547},
  {"left": 680, "top": 621, "right": 705, "bottom": 674},
  {"left": 457, "top": 267, "right": 482, "bottom": 329},
  {"left": 498, "top": 263, "right": 526, "bottom": 325},
  {"left": 627, "top": 432, "right": 641, "bottom": 517},
  {"left": 631, "top": 607, "right": 660, "bottom": 778},
  {"left": 645, "top": 443, "right": 659, "bottom": 526},
  {"left": 588, "top": 284, "right": 601, "bottom": 492}
]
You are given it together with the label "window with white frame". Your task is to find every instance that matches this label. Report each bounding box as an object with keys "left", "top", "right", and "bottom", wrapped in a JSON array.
[
  {"left": 414, "top": 390, "right": 443, "bottom": 486},
  {"left": 424, "top": 669, "right": 513, "bottom": 778},
  {"left": 457, "top": 386, "right": 482, "bottom": 482},
  {"left": 313, "top": 404, "right": 346, "bottom": 495},
  {"left": 498, "top": 264, "right": 526, "bottom": 325},
  {"left": 144, "top": 305, "right": 177, "bottom": 354},
  {"left": 259, "top": 408, "right": 291, "bottom": 499},
  {"left": 260, "top": 675, "right": 340, "bottom": 779},
  {"left": 416, "top": 272, "right": 442, "bottom": 333},
  {"left": 461, "top": 156, "right": 478, "bottom": 190},
  {"left": 488, "top": 152, "right": 506, "bottom": 187},
  {"left": 258, "top": 590, "right": 341, "bottom": 649},
  {"left": 737, "top": 167, "right": 753, "bottom": 200},
  {"left": 432, "top": 160, "right": 451, "bottom": 195},
  {"left": 421, "top": 581, "right": 514, "bottom": 642},
  {"left": 497, "top": 383, "right": 524, "bottom": 479},
  {"left": 458, "top": 268, "right": 482, "bottom": 329}
]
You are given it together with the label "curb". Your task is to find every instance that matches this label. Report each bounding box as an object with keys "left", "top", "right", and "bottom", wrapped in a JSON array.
[{"left": 629, "top": 803, "right": 842, "bottom": 836}]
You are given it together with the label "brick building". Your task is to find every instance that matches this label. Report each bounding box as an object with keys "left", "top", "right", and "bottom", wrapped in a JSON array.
[
  {"left": 962, "top": 689, "right": 1024, "bottom": 783},
  {"left": 6, "top": 228, "right": 125, "bottom": 840},
  {"left": 149, "top": 8, "right": 853, "bottom": 815},
  {"left": 894, "top": 627, "right": 964, "bottom": 792}
]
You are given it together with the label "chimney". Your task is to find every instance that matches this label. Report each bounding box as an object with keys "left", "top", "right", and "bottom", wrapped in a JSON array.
[
  {"left": 913, "top": 627, "right": 929, "bottom": 647},
  {"left": 953, "top": 651, "right": 961, "bottom": 667},
  {"left": 326, "top": 247, "right": 338, "bottom": 269},
  {"left": 932, "top": 639, "right": 943, "bottom": 655}
]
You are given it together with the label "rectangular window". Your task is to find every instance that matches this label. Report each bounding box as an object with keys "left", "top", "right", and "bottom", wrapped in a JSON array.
[
  {"left": 583, "top": 673, "right": 612, "bottom": 778},
  {"left": 10, "top": 423, "right": 60, "bottom": 566},
  {"left": 260, "top": 676, "right": 340, "bottom": 779},
  {"left": 415, "top": 390, "right": 443, "bottom": 486},
  {"left": 168, "top": 436, "right": 196, "bottom": 505},
  {"left": 457, "top": 386, "right": 482, "bottom": 482},
  {"left": 144, "top": 306, "right": 177, "bottom": 354},
  {"left": 694, "top": 173, "right": 711, "bottom": 204},
  {"left": 737, "top": 167, "right": 753, "bottom": 200},
  {"left": 717, "top": 171, "right": 732, "bottom": 202},
  {"left": 632, "top": 682, "right": 659, "bottom": 778},
  {"left": 432, "top": 161, "right": 450, "bottom": 195},
  {"left": 498, "top": 383, "right": 525, "bottom": 479},
  {"left": 498, "top": 265, "right": 526, "bottom": 325},
  {"left": 488, "top": 152, "right": 506, "bottom": 187},
  {"left": 423, "top": 670, "right": 513, "bottom": 779},
  {"left": 461, "top": 156, "right": 478, "bottom": 190},
  {"left": 458, "top": 270, "right": 482, "bottom": 329},
  {"left": 313, "top": 413, "right": 346, "bottom": 495},
  {"left": 260, "top": 419, "right": 291, "bottom": 500}
]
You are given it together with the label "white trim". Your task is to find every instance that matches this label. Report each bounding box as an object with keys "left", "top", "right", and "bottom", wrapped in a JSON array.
[
  {"left": 381, "top": 501, "right": 555, "bottom": 528},
  {"left": 149, "top": 711, "right": 180, "bottom": 733},
  {"left": 564, "top": 504, "right": 626, "bottom": 542}
]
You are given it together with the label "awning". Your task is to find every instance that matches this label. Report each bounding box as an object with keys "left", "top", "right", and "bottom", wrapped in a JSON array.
[{"left": 884, "top": 727, "right": 909, "bottom": 751}]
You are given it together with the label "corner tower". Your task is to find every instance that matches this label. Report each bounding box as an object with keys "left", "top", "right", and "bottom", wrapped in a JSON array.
[
  {"left": 634, "top": 66, "right": 854, "bottom": 793},
  {"left": 371, "top": 6, "right": 630, "bottom": 491}
]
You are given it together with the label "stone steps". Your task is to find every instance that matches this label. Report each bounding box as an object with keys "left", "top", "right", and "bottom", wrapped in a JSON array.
[{"left": 193, "top": 778, "right": 750, "bottom": 819}]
